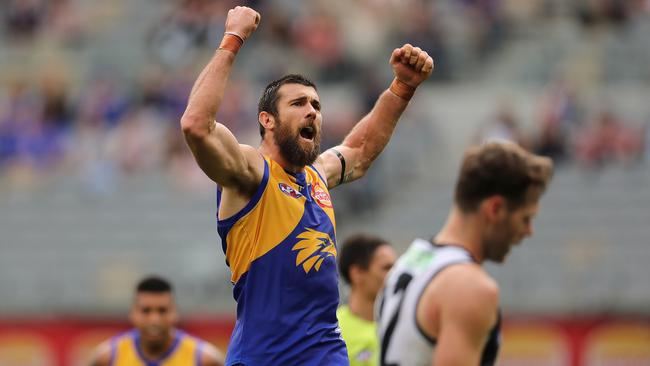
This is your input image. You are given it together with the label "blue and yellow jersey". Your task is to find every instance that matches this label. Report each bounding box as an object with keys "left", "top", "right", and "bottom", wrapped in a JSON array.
[
  {"left": 217, "top": 156, "right": 348, "bottom": 366},
  {"left": 108, "top": 329, "right": 205, "bottom": 366}
]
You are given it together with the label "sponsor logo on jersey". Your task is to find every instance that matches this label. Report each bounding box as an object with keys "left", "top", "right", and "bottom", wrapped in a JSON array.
[
  {"left": 311, "top": 182, "right": 332, "bottom": 208},
  {"left": 279, "top": 182, "right": 303, "bottom": 198},
  {"left": 292, "top": 228, "right": 337, "bottom": 273}
]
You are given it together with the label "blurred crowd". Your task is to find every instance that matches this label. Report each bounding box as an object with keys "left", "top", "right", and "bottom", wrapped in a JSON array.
[
  {"left": 1, "top": 0, "right": 650, "bottom": 194},
  {"left": 476, "top": 78, "right": 648, "bottom": 168}
]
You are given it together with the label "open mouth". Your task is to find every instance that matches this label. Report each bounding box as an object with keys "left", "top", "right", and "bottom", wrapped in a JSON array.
[{"left": 299, "top": 126, "right": 315, "bottom": 140}]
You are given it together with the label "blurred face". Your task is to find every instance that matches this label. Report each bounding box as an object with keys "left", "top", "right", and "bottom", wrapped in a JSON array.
[
  {"left": 483, "top": 199, "right": 539, "bottom": 263},
  {"left": 272, "top": 84, "right": 322, "bottom": 167},
  {"left": 354, "top": 245, "right": 397, "bottom": 300},
  {"left": 130, "top": 292, "right": 178, "bottom": 348}
]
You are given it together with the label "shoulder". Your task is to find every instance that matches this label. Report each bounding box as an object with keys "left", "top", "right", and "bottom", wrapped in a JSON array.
[
  {"left": 436, "top": 264, "right": 499, "bottom": 327},
  {"left": 240, "top": 144, "right": 266, "bottom": 171},
  {"left": 198, "top": 341, "right": 225, "bottom": 366},
  {"left": 88, "top": 339, "right": 113, "bottom": 366},
  {"left": 436, "top": 263, "right": 498, "bottom": 304}
]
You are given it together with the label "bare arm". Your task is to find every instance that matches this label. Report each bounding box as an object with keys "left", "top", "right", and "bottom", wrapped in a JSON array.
[
  {"left": 180, "top": 6, "right": 262, "bottom": 191},
  {"left": 433, "top": 267, "right": 499, "bottom": 366},
  {"left": 316, "top": 44, "right": 434, "bottom": 188},
  {"left": 199, "top": 342, "right": 226, "bottom": 366},
  {"left": 87, "top": 341, "right": 111, "bottom": 366}
]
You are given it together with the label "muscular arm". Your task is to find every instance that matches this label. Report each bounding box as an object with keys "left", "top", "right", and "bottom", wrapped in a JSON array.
[
  {"left": 432, "top": 267, "right": 499, "bottom": 366},
  {"left": 319, "top": 90, "right": 408, "bottom": 187},
  {"left": 180, "top": 7, "right": 262, "bottom": 191},
  {"left": 316, "top": 44, "right": 434, "bottom": 188}
]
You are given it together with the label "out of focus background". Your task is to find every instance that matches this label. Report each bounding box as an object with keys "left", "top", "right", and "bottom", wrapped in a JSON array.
[{"left": 1, "top": 0, "right": 649, "bottom": 365}]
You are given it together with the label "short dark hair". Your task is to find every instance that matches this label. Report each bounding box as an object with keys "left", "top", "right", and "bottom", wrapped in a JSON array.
[
  {"left": 136, "top": 275, "right": 173, "bottom": 294},
  {"left": 257, "top": 74, "right": 316, "bottom": 137},
  {"left": 338, "top": 234, "right": 390, "bottom": 285},
  {"left": 454, "top": 142, "right": 554, "bottom": 212}
]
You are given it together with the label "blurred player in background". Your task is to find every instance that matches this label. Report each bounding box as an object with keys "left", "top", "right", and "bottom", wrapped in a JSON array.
[
  {"left": 180, "top": 5, "right": 433, "bottom": 366},
  {"left": 89, "top": 276, "right": 224, "bottom": 366},
  {"left": 377, "top": 142, "right": 553, "bottom": 366},
  {"left": 337, "top": 233, "right": 396, "bottom": 366}
]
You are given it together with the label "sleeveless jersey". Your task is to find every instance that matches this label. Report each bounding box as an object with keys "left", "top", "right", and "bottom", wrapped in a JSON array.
[
  {"left": 377, "top": 239, "right": 501, "bottom": 366},
  {"left": 108, "top": 329, "right": 204, "bottom": 366},
  {"left": 217, "top": 156, "right": 348, "bottom": 366}
]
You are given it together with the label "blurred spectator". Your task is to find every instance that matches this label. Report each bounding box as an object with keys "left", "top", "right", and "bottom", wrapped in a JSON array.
[
  {"left": 575, "top": 0, "right": 629, "bottom": 28},
  {"left": 575, "top": 109, "right": 643, "bottom": 167},
  {"left": 40, "top": 74, "right": 73, "bottom": 131},
  {"left": 44, "top": 0, "right": 86, "bottom": 46},
  {"left": 534, "top": 115, "right": 569, "bottom": 163},
  {"left": 398, "top": 1, "right": 451, "bottom": 81},
  {"left": 533, "top": 78, "right": 584, "bottom": 163},
  {"left": 476, "top": 102, "right": 527, "bottom": 146},
  {"left": 147, "top": 0, "right": 211, "bottom": 69},
  {"left": 459, "top": 0, "right": 508, "bottom": 59},
  {"left": 291, "top": 4, "right": 350, "bottom": 81},
  {"left": 4, "top": 0, "right": 44, "bottom": 41}
]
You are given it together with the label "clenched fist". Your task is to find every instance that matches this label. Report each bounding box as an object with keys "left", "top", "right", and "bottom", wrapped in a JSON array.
[
  {"left": 390, "top": 44, "right": 434, "bottom": 88},
  {"left": 224, "top": 6, "right": 260, "bottom": 41}
]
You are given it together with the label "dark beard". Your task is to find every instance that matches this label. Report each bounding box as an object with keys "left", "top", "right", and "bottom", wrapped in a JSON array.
[{"left": 274, "top": 119, "right": 321, "bottom": 167}]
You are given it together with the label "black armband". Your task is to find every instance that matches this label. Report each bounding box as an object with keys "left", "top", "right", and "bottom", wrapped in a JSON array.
[{"left": 331, "top": 149, "right": 346, "bottom": 185}]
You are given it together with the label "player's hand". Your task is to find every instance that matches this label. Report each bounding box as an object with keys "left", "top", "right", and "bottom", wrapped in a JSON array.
[
  {"left": 390, "top": 44, "right": 434, "bottom": 87},
  {"left": 224, "top": 6, "right": 260, "bottom": 41}
]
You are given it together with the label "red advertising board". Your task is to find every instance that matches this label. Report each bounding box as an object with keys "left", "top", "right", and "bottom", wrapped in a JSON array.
[{"left": 0, "top": 316, "right": 648, "bottom": 366}]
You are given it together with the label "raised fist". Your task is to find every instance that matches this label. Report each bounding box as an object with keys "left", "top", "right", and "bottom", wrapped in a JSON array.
[
  {"left": 224, "top": 6, "right": 260, "bottom": 41},
  {"left": 389, "top": 44, "right": 434, "bottom": 88}
]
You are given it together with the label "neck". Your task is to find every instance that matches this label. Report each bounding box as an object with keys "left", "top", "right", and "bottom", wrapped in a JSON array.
[
  {"left": 348, "top": 289, "right": 375, "bottom": 322},
  {"left": 138, "top": 329, "right": 175, "bottom": 360},
  {"left": 434, "top": 206, "right": 484, "bottom": 263},
  {"left": 259, "top": 140, "right": 304, "bottom": 173}
]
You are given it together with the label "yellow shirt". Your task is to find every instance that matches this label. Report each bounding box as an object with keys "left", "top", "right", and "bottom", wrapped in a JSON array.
[
  {"left": 337, "top": 305, "right": 378, "bottom": 366},
  {"left": 109, "top": 330, "right": 203, "bottom": 366}
]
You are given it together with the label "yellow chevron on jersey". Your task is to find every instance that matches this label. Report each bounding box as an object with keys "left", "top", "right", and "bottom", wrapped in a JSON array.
[
  {"left": 109, "top": 330, "right": 202, "bottom": 366},
  {"left": 220, "top": 156, "right": 336, "bottom": 284}
]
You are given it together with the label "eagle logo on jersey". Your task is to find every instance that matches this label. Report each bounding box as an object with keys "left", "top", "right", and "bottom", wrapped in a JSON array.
[{"left": 292, "top": 228, "right": 337, "bottom": 274}]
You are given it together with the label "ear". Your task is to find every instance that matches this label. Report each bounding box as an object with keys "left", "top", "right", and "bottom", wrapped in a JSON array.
[
  {"left": 349, "top": 265, "right": 364, "bottom": 286},
  {"left": 259, "top": 111, "right": 275, "bottom": 132},
  {"left": 481, "top": 196, "right": 507, "bottom": 222}
]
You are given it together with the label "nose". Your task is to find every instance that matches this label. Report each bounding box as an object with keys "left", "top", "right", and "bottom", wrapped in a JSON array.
[
  {"left": 147, "top": 311, "right": 162, "bottom": 324},
  {"left": 305, "top": 105, "right": 316, "bottom": 120},
  {"left": 525, "top": 223, "right": 533, "bottom": 237}
]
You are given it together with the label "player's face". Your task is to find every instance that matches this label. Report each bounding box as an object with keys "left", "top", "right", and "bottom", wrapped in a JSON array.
[
  {"left": 484, "top": 200, "right": 538, "bottom": 263},
  {"left": 360, "top": 245, "right": 397, "bottom": 299},
  {"left": 273, "top": 84, "right": 322, "bottom": 167},
  {"left": 130, "top": 292, "right": 178, "bottom": 347}
]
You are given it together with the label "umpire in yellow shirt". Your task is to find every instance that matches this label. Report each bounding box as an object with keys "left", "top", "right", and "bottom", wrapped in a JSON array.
[{"left": 337, "top": 234, "right": 397, "bottom": 366}]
